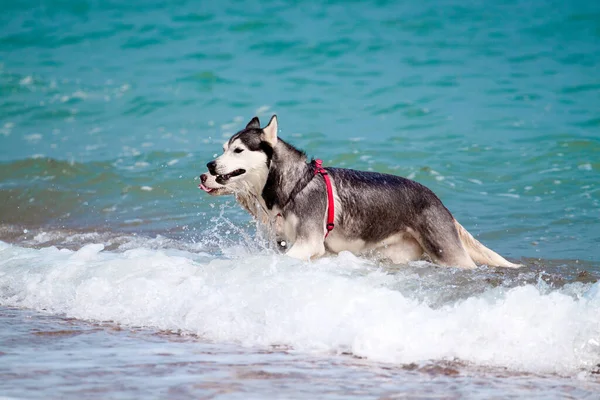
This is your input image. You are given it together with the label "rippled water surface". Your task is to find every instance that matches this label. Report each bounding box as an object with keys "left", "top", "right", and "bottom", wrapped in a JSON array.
[{"left": 1, "top": 0, "right": 600, "bottom": 398}]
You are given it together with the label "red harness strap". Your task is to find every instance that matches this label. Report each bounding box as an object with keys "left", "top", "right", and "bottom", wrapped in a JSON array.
[{"left": 314, "top": 159, "right": 335, "bottom": 237}]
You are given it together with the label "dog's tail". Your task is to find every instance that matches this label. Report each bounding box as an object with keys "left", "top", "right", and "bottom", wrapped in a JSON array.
[{"left": 454, "top": 219, "right": 521, "bottom": 268}]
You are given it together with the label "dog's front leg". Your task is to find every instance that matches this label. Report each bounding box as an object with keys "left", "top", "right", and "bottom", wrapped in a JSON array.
[
  {"left": 280, "top": 210, "right": 327, "bottom": 261},
  {"left": 285, "top": 238, "right": 325, "bottom": 261}
]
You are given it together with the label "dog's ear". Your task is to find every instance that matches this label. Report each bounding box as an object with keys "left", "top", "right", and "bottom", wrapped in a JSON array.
[
  {"left": 262, "top": 115, "right": 278, "bottom": 146},
  {"left": 246, "top": 116, "right": 260, "bottom": 129}
]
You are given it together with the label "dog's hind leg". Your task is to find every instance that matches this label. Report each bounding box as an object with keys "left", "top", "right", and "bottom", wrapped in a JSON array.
[
  {"left": 409, "top": 208, "right": 477, "bottom": 269},
  {"left": 410, "top": 227, "right": 476, "bottom": 269}
]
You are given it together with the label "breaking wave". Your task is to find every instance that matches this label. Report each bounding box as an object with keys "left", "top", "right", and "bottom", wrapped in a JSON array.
[{"left": 1, "top": 239, "right": 599, "bottom": 376}]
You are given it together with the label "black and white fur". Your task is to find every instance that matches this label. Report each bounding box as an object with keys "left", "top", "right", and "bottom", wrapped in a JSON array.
[{"left": 200, "top": 115, "right": 520, "bottom": 269}]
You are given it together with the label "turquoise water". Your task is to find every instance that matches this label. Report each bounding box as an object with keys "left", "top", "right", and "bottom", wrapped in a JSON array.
[
  {"left": 1, "top": 0, "right": 599, "bottom": 261},
  {"left": 1, "top": 0, "right": 600, "bottom": 397}
]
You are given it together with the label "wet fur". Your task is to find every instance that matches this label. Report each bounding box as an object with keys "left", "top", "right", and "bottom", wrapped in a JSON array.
[{"left": 201, "top": 116, "right": 520, "bottom": 269}]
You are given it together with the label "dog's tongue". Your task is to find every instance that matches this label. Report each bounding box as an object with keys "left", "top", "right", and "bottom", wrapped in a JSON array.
[{"left": 198, "top": 184, "right": 214, "bottom": 193}]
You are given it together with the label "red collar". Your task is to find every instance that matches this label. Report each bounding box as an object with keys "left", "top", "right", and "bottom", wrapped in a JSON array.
[{"left": 314, "top": 159, "right": 335, "bottom": 237}]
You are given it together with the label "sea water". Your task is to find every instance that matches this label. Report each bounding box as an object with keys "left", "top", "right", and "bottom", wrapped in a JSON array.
[{"left": 1, "top": 0, "right": 600, "bottom": 398}]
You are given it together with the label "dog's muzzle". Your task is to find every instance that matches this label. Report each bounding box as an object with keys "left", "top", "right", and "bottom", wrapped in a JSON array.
[
  {"left": 206, "top": 161, "right": 245, "bottom": 184},
  {"left": 215, "top": 169, "right": 246, "bottom": 184}
]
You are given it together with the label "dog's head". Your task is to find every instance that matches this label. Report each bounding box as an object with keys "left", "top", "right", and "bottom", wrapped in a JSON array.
[{"left": 200, "top": 115, "right": 278, "bottom": 195}]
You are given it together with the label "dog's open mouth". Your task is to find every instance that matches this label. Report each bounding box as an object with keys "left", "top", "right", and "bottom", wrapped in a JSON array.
[
  {"left": 199, "top": 183, "right": 217, "bottom": 193},
  {"left": 216, "top": 169, "right": 246, "bottom": 184}
]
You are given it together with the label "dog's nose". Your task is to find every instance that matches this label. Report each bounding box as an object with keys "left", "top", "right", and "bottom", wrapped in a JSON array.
[
  {"left": 207, "top": 161, "right": 217, "bottom": 175},
  {"left": 200, "top": 173, "right": 207, "bottom": 183}
]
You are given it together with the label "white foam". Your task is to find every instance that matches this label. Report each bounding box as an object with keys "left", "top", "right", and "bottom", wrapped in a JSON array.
[
  {"left": 24, "top": 133, "right": 42, "bottom": 143},
  {"left": 19, "top": 76, "right": 33, "bottom": 85},
  {"left": 0, "top": 241, "right": 598, "bottom": 375}
]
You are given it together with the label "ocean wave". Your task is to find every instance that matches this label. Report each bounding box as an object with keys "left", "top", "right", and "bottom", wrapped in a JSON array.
[{"left": 1, "top": 240, "right": 598, "bottom": 376}]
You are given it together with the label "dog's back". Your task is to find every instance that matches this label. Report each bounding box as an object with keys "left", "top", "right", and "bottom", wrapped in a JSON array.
[{"left": 328, "top": 168, "right": 453, "bottom": 242}]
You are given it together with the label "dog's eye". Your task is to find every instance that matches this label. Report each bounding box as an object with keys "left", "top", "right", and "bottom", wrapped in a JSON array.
[{"left": 233, "top": 148, "right": 244, "bottom": 154}]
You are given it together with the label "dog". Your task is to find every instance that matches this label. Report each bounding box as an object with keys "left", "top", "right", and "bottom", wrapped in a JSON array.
[{"left": 199, "top": 115, "right": 520, "bottom": 269}]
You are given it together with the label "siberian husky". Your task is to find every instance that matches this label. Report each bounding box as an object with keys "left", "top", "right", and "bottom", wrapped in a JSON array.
[{"left": 199, "top": 115, "right": 520, "bottom": 269}]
